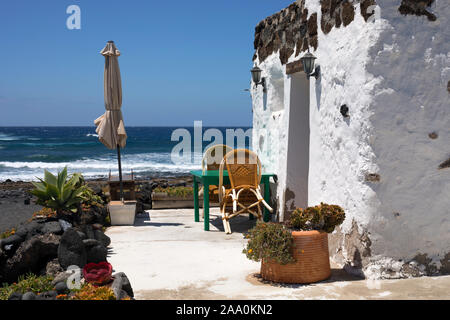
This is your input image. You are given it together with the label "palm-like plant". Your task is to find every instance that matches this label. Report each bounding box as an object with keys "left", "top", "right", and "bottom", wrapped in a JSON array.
[{"left": 31, "top": 167, "right": 84, "bottom": 215}]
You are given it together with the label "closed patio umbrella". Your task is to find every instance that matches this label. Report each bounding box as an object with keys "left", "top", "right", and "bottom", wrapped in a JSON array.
[{"left": 94, "top": 40, "right": 127, "bottom": 201}]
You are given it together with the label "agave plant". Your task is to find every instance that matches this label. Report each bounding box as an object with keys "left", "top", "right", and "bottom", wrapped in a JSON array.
[{"left": 31, "top": 167, "right": 85, "bottom": 214}]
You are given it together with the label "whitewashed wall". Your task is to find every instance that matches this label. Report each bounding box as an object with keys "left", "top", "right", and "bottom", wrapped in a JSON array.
[
  {"left": 252, "top": 0, "right": 450, "bottom": 277},
  {"left": 251, "top": 54, "right": 289, "bottom": 221},
  {"left": 364, "top": 0, "right": 450, "bottom": 276}
]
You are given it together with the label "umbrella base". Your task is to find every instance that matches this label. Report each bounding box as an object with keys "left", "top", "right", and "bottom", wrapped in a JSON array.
[{"left": 108, "top": 200, "right": 137, "bottom": 225}]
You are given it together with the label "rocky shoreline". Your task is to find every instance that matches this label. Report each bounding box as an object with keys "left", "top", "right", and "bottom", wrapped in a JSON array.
[
  {"left": 0, "top": 174, "right": 194, "bottom": 299},
  {"left": 0, "top": 198, "right": 133, "bottom": 299},
  {"left": 0, "top": 175, "right": 193, "bottom": 233}
]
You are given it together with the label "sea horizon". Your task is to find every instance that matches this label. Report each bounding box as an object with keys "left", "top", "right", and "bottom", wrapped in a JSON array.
[{"left": 0, "top": 126, "right": 252, "bottom": 181}]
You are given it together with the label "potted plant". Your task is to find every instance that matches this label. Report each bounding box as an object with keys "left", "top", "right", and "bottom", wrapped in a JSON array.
[
  {"left": 243, "top": 203, "right": 345, "bottom": 284},
  {"left": 151, "top": 186, "right": 205, "bottom": 209}
]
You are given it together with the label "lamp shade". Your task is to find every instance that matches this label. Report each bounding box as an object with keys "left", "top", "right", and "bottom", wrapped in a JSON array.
[
  {"left": 300, "top": 51, "right": 316, "bottom": 76},
  {"left": 251, "top": 66, "right": 262, "bottom": 84}
]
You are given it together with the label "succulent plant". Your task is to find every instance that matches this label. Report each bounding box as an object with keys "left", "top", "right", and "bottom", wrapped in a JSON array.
[
  {"left": 30, "top": 167, "right": 84, "bottom": 215},
  {"left": 243, "top": 222, "right": 295, "bottom": 265},
  {"left": 320, "top": 203, "right": 345, "bottom": 233},
  {"left": 288, "top": 203, "right": 345, "bottom": 233}
]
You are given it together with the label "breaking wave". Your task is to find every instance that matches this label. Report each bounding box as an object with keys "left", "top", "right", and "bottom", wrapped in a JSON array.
[{"left": 0, "top": 152, "right": 201, "bottom": 181}]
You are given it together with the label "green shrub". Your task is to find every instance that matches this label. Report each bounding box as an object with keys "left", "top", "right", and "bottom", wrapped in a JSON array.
[
  {"left": 104, "top": 214, "right": 111, "bottom": 226},
  {"left": 153, "top": 186, "right": 193, "bottom": 198},
  {"left": 0, "top": 274, "right": 54, "bottom": 300},
  {"left": 243, "top": 222, "right": 295, "bottom": 265},
  {"left": 0, "top": 228, "right": 16, "bottom": 239},
  {"left": 31, "top": 167, "right": 84, "bottom": 214},
  {"left": 68, "top": 174, "right": 105, "bottom": 208},
  {"left": 80, "top": 185, "right": 105, "bottom": 208}
]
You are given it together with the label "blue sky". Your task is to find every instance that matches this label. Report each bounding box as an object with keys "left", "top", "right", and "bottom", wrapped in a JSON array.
[{"left": 0, "top": 0, "right": 292, "bottom": 126}]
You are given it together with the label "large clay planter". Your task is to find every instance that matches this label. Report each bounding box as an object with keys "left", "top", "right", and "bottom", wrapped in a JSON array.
[{"left": 260, "top": 230, "right": 331, "bottom": 284}]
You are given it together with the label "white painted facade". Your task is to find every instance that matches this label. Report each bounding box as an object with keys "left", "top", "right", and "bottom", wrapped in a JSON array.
[{"left": 251, "top": 0, "right": 449, "bottom": 277}]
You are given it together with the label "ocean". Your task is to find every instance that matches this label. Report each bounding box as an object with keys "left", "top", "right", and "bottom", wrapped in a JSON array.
[{"left": 0, "top": 127, "right": 252, "bottom": 181}]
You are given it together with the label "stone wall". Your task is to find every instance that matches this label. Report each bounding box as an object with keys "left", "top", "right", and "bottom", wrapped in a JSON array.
[
  {"left": 398, "top": 0, "right": 436, "bottom": 21},
  {"left": 320, "top": 0, "right": 377, "bottom": 34},
  {"left": 253, "top": 0, "right": 378, "bottom": 65},
  {"left": 253, "top": 1, "right": 317, "bottom": 65},
  {"left": 252, "top": 0, "right": 438, "bottom": 65}
]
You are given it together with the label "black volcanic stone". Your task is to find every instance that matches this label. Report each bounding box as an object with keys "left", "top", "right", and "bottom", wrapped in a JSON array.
[
  {"left": 22, "top": 292, "right": 37, "bottom": 300},
  {"left": 37, "top": 290, "right": 57, "bottom": 300},
  {"left": 86, "top": 245, "right": 108, "bottom": 264},
  {"left": 54, "top": 281, "right": 69, "bottom": 294},
  {"left": 0, "top": 235, "right": 23, "bottom": 249},
  {"left": 83, "top": 238, "right": 101, "bottom": 248},
  {"left": 1, "top": 234, "right": 60, "bottom": 283},
  {"left": 8, "top": 292, "right": 23, "bottom": 300},
  {"left": 41, "top": 221, "right": 63, "bottom": 235},
  {"left": 76, "top": 231, "right": 87, "bottom": 240},
  {"left": 15, "top": 220, "right": 43, "bottom": 239},
  {"left": 57, "top": 228, "right": 87, "bottom": 269},
  {"left": 94, "top": 230, "right": 111, "bottom": 247},
  {"left": 111, "top": 272, "right": 134, "bottom": 299}
]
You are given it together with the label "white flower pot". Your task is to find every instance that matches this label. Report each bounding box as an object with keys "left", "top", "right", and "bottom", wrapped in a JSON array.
[{"left": 108, "top": 201, "right": 137, "bottom": 225}]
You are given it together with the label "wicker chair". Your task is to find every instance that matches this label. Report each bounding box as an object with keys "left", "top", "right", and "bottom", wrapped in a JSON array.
[
  {"left": 199, "top": 144, "right": 233, "bottom": 217},
  {"left": 218, "top": 149, "right": 273, "bottom": 234}
]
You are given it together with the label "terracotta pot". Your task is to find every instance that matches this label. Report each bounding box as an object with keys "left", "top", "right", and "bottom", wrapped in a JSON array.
[{"left": 260, "top": 230, "right": 331, "bottom": 284}]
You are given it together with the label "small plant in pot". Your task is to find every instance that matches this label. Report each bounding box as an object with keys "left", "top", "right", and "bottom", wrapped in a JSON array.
[{"left": 243, "top": 203, "right": 345, "bottom": 284}]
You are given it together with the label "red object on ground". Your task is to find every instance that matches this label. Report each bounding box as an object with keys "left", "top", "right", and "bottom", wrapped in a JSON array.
[{"left": 83, "top": 262, "right": 113, "bottom": 285}]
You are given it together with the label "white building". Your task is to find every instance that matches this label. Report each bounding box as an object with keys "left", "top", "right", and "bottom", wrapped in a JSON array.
[{"left": 251, "top": 0, "right": 449, "bottom": 278}]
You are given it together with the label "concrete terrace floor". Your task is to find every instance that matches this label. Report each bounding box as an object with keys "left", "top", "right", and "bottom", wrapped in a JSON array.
[{"left": 105, "top": 208, "right": 450, "bottom": 300}]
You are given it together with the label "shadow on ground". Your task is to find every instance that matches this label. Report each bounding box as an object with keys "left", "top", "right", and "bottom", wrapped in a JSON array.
[
  {"left": 210, "top": 214, "right": 257, "bottom": 234},
  {"left": 247, "top": 268, "right": 363, "bottom": 288},
  {"left": 133, "top": 212, "right": 184, "bottom": 227}
]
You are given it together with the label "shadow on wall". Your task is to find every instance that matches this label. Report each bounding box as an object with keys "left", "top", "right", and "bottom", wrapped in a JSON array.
[
  {"left": 268, "top": 63, "right": 285, "bottom": 112},
  {"left": 270, "top": 181, "right": 279, "bottom": 222},
  {"left": 263, "top": 91, "right": 268, "bottom": 111},
  {"left": 315, "top": 74, "right": 322, "bottom": 111}
]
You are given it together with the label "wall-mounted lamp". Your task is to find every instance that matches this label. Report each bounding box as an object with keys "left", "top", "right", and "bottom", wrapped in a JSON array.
[
  {"left": 300, "top": 50, "right": 320, "bottom": 80},
  {"left": 251, "top": 66, "right": 267, "bottom": 93}
]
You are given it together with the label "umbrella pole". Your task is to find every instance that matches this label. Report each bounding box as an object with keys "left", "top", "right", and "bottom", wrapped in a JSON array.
[{"left": 117, "top": 144, "right": 124, "bottom": 203}]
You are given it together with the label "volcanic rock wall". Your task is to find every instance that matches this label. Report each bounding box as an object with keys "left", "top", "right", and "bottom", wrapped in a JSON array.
[{"left": 253, "top": 0, "right": 379, "bottom": 65}]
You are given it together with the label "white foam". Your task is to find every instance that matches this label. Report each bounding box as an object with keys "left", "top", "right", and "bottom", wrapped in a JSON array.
[
  {"left": 0, "top": 133, "right": 21, "bottom": 141},
  {"left": 0, "top": 152, "right": 202, "bottom": 181}
]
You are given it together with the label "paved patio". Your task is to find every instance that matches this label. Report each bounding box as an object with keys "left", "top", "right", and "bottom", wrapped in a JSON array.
[{"left": 105, "top": 208, "right": 450, "bottom": 300}]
